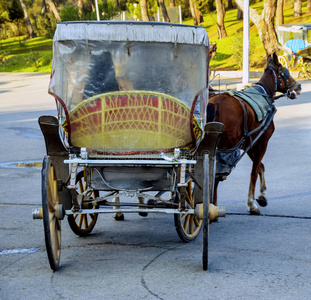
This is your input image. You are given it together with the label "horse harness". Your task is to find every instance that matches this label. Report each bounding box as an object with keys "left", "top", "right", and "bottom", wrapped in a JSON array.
[{"left": 215, "top": 65, "right": 293, "bottom": 180}]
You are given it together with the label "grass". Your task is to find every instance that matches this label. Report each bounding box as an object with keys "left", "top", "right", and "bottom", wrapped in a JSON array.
[
  {"left": 0, "top": 36, "right": 53, "bottom": 72},
  {"left": 0, "top": 2, "right": 311, "bottom": 73}
]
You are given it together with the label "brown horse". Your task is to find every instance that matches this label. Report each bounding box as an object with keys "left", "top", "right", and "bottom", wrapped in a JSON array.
[{"left": 207, "top": 53, "right": 302, "bottom": 214}]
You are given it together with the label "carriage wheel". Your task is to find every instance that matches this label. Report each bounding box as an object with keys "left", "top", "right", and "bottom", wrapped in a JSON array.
[
  {"left": 278, "top": 55, "right": 288, "bottom": 69},
  {"left": 174, "top": 175, "right": 203, "bottom": 243},
  {"left": 67, "top": 171, "right": 99, "bottom": 237},
  {"left": 42, "top": 156, "right": 62, "bottom": 271}
]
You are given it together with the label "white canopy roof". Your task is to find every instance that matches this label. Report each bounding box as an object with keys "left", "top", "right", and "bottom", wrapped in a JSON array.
[{"left": 53, "top": 21, "right": 209, "bottom": 46}]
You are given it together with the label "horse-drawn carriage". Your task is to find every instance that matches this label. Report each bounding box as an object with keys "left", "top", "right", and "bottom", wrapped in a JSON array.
[
  {"left": 277, "top": 23, "right": 311, "bottom": 78},
  {"left": 32, "top": 21, "right": 225, "bottom": 271},
  {"left": 33, "top": 21, "right": 301, "bottom": 272}
]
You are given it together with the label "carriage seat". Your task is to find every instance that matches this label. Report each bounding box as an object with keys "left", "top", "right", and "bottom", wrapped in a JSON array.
[
  {"left": 285, "top": 39, "right": 308, "bottom": 54},
  {"left": 65, "top": 91, "right": 201, "bottom": 154}
]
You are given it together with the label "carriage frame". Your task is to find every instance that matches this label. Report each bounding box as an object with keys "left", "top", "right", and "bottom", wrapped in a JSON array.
[{"left": 32, "top": 21, "right": 225, "bottom": 271}]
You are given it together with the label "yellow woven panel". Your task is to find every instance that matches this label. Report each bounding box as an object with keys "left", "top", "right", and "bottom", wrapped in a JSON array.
[{"left": 69, "top": 91, "right": 194, "bottom": 152}]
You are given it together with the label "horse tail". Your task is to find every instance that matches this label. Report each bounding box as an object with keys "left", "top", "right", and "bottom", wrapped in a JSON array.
[{"left": 206, "top": 102, "right": 216, "bottom": 122}]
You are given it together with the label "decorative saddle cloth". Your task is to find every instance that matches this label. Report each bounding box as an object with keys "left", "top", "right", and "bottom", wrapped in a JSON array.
[{"left": 225, "top": 87, "right": 273, "bottom": 122}]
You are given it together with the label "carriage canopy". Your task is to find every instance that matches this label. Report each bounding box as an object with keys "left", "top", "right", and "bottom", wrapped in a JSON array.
[
  {"left": 278, "top": 23, "right": 311, "bottom": 46},
  {"left": 49, "top": 21, "right": 209, "bottom": 153}
]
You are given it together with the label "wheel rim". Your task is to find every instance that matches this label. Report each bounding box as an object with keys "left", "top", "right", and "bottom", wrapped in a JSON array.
[
  {"left": 278, "top": 56, "right": 288, "bottom": 69},
  {"left": 67, "top": 171, "right": 98, "bottom": 236},
  {"left": 306, "top": 63, "right": 311, "bottom": 79},
  {"left": 42, "top": 156, "right": 61, "bottom": 270},
  {"left": 175, "top": 176, "right": 203, "bottom": 242}
]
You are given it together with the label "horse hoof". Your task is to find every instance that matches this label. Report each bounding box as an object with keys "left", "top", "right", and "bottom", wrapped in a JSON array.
[
  {"left": 139, "top": 212, "right": 148, "bottom": 217},
  {"left": 248, "top": 207, "right": 261, "bottom": 215},
  {"left": 114, "top": 213, "right": 124, "bottom": 221},
  {"left": 256, "top": 195, "right": 268, "bottom": 207}
]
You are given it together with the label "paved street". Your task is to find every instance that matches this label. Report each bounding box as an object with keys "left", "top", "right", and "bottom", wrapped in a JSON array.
[{"left": 0, "top": 73, "right": 310, "bottom": 300}]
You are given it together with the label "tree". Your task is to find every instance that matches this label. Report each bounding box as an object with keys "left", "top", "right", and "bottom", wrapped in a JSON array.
[
  {"left": 9, "top": 0, "right": 23, "bottom": 42},
  {"left": 19, "top": 0, "right": 36, "bottom": 38},
  {"left": 141, "top": 0, "right": 149, "bottom": 21},
  {"left": 76, "top": 0, "right": 83, "bottom": 17},
  {"left": 237, "top": 7, "right": 243, "bottom": 20},
  {"left": 276, "top": 0, "right": 284, "bottom": 28},
  {"left": 41, "top": 0, "right": 46, "bottom": 15},
  {"left": 216, "top": 0, "right": 227, "bottom": 39},
  {"left": 307, "top": 0, "right": 311, "bottom": 14},
  {"left": 189, "top": 0, "right": 203, "bottom": 25},
  {"left": 293, "top": 0, "right": 302, "bottom": 17},
  {"left": 158, "top": 0, "right": 170, "bottom": 22},
  {"left": 235, "top": 0, "right": 279, "bottom": 55},
  {"left": 45, "top": 0, "right": 61, "bottom": 22}
]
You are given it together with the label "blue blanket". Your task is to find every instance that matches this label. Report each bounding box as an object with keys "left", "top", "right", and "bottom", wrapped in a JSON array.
[{"left": 226, "top": 87, "right": 273, "bottom": 122}]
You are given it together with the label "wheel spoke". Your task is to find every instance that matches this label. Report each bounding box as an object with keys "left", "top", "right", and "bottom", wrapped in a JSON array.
[
  {"left": 194, "top": 217, "right": 200, "bottom": 227},
  {"left": 78, "top": 180, "right": 83, "bottom": 193},
  {"left": 189, "top": 215, "right": 194, "bottom": 234},
  {"left": 83, "top": 214, "right": 89, "bottom": 229},
  {"left": 77, "top": 214, "right": 83, "bottom": 228},
  {"left": 175, "top": 173, "right": 203, "bottom": 242},
  {"left": 68, "top": 171, "right": 99, "bottom": 236},
  {"left": 51, "top": 217, "right": 59, "bottom": 255},
  {"left": 183, "top": 215, "right": 190, "bottom": 232}
]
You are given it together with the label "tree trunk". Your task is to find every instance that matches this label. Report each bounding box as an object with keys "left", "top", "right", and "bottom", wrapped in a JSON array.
[
  {"left": 237, "top": 7, "right": 243, "bottom": 20},
  {"left": 216, "top": 0, "right": 227, "bottom": 39},
  {"left": 141, "top": 0, "right": 150, "bottom": 21},
  {"left": 293, "top": 0, "right": 302, "bottom": 17},
  {"left": 235, "top": 0, "right": 279, "bottom": 55},
  {"left": 307, "top": 0, "right": 311, "bottom": 14},
  {"left": 158, "top": 0, "right": 170, "bottom": 22},
  {"left": 189, "top": 0, "right": 203, "bottom": 25},
  {"left": 276, "top": 0, "right": 284, "bottom": 29},
  {"left": 76, "top": 0, "right": 83, "bottom": 17},
  {"left": 170, "top": 0, "right": 175, "bottom": 8},
  {"left": 19, "top": 0, "right": 36, "bottom": 38},
  {"left": 41, "top": 0, "right": 46, "bottom": 15},
  {"left": 46, "top": 0, "right": 61, "bottom": 22},
  {"left": 228, "top": 0, "right": 233, "bottom": 9}
]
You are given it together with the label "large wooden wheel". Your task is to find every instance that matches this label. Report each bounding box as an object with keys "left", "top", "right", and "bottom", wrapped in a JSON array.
[
  {"left": 174, "top": 174, "right": 203, "bottom": 243},
  {"left": 67, "top": 171, "right": 99, "bottom": 237},
  {"left": 42, "top": 156, "right": 62, "bottom": 271}
]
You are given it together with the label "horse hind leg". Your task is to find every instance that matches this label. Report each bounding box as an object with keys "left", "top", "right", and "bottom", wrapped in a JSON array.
[
  {"left": 247, "top": 162, "right": 267, "bottom": 214},
  {"left": 247, "top": 172, "right": 261, "bottom": 215},
  {"left": 256, "top": 163, "right": 268, "bottom": 207},
  {"left": 247, "top": 155, "right": 263, "bottom": 215}
]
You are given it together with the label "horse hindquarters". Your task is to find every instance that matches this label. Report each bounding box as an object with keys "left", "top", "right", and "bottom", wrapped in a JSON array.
[
  {"left": 206, "top": 103, "right": 216, "bottom": 122},
  {"left": 207, "top": 95, "right": 245, "bottom": 206}
]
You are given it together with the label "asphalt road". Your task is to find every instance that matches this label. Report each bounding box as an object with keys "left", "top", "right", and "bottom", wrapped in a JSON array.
[{"left": 0, "top": 73, "right": 311, "bottom": 300}]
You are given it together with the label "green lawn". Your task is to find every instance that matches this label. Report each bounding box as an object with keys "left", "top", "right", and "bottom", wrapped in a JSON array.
[{"left": 1, "top": 2, "right": 311, "bottom": 73}]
